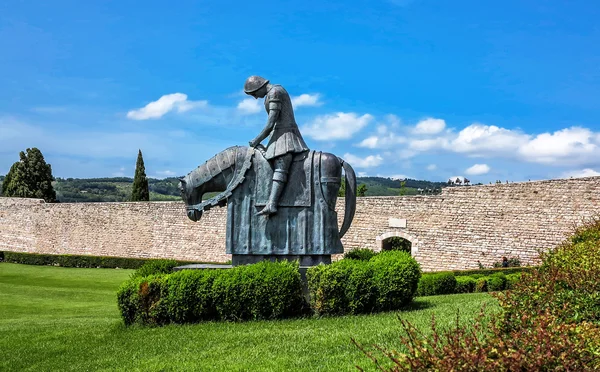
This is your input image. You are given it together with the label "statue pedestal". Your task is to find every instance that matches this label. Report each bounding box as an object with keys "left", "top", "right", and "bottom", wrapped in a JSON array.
[{"left": 231, "top": 254, "right": 331, "bottom": 267}]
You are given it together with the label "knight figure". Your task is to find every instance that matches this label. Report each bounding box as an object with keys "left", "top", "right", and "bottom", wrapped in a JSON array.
[{"left": 244, "top": 75, "right": 310, "bottom": 216}]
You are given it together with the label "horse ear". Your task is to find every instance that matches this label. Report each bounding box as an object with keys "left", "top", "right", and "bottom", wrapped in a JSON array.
[{"left": 179, "top": 177, "right": 186, "bottom": 185}]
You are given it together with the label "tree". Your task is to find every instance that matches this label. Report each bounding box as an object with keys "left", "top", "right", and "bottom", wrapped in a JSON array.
[
  {"left": 357, "top": 184, "right": 367, "bottom": 197},
  {"left": 399, "top": 180, "right": 407, "bottom": 195},
  {"left": 2, "top": 148, "right": 56, "bottom": 202},
  {"left": 131, "top": 149, "right": 149, "bottom": 201}
]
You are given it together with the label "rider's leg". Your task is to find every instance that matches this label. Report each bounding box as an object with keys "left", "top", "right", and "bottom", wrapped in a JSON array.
[{"left": 257, "top": 153, "right": 293, "bottom": 216}]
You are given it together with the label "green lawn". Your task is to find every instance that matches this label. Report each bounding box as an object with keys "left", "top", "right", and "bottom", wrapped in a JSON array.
[{"left": 0, "top": 263, "right": 498, "bottom": 371}]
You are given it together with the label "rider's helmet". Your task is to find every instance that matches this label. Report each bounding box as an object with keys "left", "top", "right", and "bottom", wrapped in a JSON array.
[{"left": 244, "top": 76, "right": 269, "bottom": 94}]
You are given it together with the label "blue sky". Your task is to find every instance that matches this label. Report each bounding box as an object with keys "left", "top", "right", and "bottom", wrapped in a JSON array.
[{"left": 1, "top": 0, "right": 600, "bottom": 183}]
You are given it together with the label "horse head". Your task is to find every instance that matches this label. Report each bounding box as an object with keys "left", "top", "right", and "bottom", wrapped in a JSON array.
[{"left": 179, "top": 176, "right": 204, "bottom": 221}]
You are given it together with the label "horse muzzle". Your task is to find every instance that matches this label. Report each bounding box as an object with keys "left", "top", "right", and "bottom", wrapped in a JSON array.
[{"left": 186, "top": 208, "right": 203, "bottom": 222}]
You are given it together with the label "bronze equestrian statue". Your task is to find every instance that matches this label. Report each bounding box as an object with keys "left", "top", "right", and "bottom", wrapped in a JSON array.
[{"left": 179, "top": 76, "right": 356, "bottom": 266}]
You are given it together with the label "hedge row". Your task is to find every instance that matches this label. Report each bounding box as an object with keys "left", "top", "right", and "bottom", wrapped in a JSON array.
[
  {"left": 0, "top": 251, "right": 204, "bottom": 269},
  {"left": 417, "top": 271, "right": 522, "bottom": 296},
  {"left": 118, "top": 260, "right": 307, "bottom": 325},
  {"left": 118, "top": 251, "right": 422, "bottom": 325}
]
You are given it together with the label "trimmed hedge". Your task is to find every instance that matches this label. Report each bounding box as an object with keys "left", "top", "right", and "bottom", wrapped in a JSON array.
[
  {"left": 417, "top": 273, "right": 457, "bottom": 296},
  {"left": 308, "top": 251, "right": 421, "bottom": 315},
  {"left": 131, "top": 259, "right": 179, "bottom": 278},
  {"left": 452, "top": 266, "right": 533, "bottom": 277},
  {"left": 1, "top": 251, "right": 204, "bottom": 269},
  {"left": 117, "top": 260, "right": 307, "bottom": 325}
]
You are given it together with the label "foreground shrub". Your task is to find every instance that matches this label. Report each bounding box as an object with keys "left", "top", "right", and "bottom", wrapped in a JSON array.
[
  {"left": 308, "top": 251, "right": 420, "bottom": 315},
  {"left": 417, "top": 273, "right": 457, "bottom": 296},
  {"left": 343, "top": 248, "right": 377, "bottom": 261},
  {"left": 354, "top": 218, "right": 600, "bottom": 371},
  {"left": 117, "top": 260, "right": 306, "bottom": 325},
  {"left": 132, "top": 259, "right": 178, "bottom": 278},
  {"left": 353, "top": 310, "right": 600, "bottom": 371},
  {"left": 455, "top": 276, "right": 477, "bottom": 293},
  {"left": 370, "top": 251, "right": 421, "bottom": 311}
]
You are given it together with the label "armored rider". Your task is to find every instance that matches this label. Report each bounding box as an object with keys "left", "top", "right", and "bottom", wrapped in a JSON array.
[{"left": 244, "top": 75, "right": 309, "bottom": 216}]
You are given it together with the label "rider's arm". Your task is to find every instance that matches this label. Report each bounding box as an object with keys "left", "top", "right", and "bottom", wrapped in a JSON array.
[{"left": 249, "top": 100, "right": 281, "bottom": 147}]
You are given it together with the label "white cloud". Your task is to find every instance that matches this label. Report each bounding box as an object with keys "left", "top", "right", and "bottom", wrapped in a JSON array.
[
  {"left": 292, "top": 94, "right": 322, "bottom": 107},
  {"left": 560, "top": 168, "right": 600, "bottom": 179},
  {"left": 518, "top": 127, "right": 599, "bottom": 165},
  {"left": 451, "top": 123, "right": 529, "bottom": 155},
  {"left": 465, "top": 163, "right": 490, "bottom": 175},
  {"left": 413, "top": 118, "right": 446, "bottom": 135},
  {"left": 427, "top": 164, "right": 437, "bottom": 171},
  {"left": 237, "top": 98, "right": 262, "bottom": 115},
  {"left": 127, "top": 93, "right": 207, "bottom": 120},
  {"left": 409, "top": 138, "right": 449, "bottom": 151},
  {"left": 342, "top": 153, "right": 383, "bottom": 168},
  {"left": 302, "top": 112, "right": 373, "bottom": 141},
  {"left": 357, "top": 133, "right": 407, "bottom": 149}
]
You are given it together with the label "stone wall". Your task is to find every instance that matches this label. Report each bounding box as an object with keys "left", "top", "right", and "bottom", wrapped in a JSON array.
[{"left": 1, "top": 176, "right": 599, "bottom": 271}]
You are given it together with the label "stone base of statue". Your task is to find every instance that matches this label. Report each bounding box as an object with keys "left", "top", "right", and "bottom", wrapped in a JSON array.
[{"left": 231, "top": 254, "right": 331, "bottom": 266}]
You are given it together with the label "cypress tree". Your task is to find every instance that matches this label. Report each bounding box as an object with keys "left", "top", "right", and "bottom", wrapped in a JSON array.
[
  {"left": 131, "top": 149, "right": 149, "bottom": 201},
  {"left": 2, "top": 148, "right": 57, "bottom": 202}
]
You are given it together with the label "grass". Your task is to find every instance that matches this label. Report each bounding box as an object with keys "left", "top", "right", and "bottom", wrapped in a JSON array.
[{"left": 0, "top": 263, "right": 498, "bottom": 371}]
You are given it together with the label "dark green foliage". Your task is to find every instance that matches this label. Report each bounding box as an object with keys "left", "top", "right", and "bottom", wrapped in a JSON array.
[
  {"left": 1, "top": 251, "right": 200, "bottom": 269},
  {"left": 131, "top": 259, "right": 178, "bottom": 278},
  {"left": 370, "top": 251, "right": 421, "bottom": 311},
  {"left": 2, "top": 148, "right": 56, "bottom": 202},
  {"left": 307, "top": 251, "right": 420, "bottom": 316},
  {"left": 343, "top": 248, "right": 377, "bottom": 261},
  {"left": 118, "top": 260, "right": 306, "bottom": 325},
  {"left": 486, "top": 273, "right": 507, "bottom": 291},
  {"left": 417, "top": 272, "right": 457, "bottom": 296},
  {"left": 357, "top": 184, "right": 367, "bottom": 197},
  {"left": 384, "top": 237, "right": 411, "bottom": 253},
  {"left": 455, "top": 276, "right": 477, "bottom": 293},
  {"left": 131, "top": 149, "right": 149, "bottom": 201}
]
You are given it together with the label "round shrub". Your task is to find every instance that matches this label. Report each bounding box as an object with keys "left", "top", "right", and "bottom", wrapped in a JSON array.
[
  {"left": 344, "top": 248, "right": 377, "bottom": 261},
  {"left": 370, "top": 251, "right": 421, "bottom": 311},
  {"left": 455, "top": 276, "right": 477, "bottom": 293},
  {"left": 417, "top": 272, "right": 457, "bottom": 296}
]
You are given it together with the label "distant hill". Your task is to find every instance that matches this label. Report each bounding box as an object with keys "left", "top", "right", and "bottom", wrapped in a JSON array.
[{"left": 0, "top": 175, "right": 458, "bottom": 202}]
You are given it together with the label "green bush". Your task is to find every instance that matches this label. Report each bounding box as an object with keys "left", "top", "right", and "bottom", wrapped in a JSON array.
[
  {"left": 343, "top": 248, "right": 377, "bottom": 261},
  {"left": 307, "top": 251, "right": 420, "bottom": 315},
  {"left": 496, "top": 219, "right": 600, "bottom": 330},
  {"left": 132, "top": 259, "right": 178, "bottom": 278},
  {"left": 370, "top": 251, "right": 421, "bottom": 311},
  {"left": 455, "top": 276, "right": 477, "bottom": 293},
  {"left": 118, "top": 260, "right": 306, "bottom": 325},
  {"left": 417, "top": 272, "right": 457, "bottom": 296},
  {"left": 475, "top": 277, "right": 488, "bottom": 292}
]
